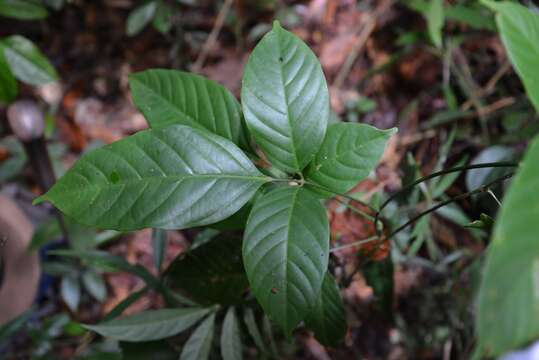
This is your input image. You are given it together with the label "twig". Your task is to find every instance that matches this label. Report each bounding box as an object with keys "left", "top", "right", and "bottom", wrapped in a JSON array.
[
  {"left": 191, "top": 0, "right": 234, "bottom": 73},
  {"left": 330, "top": 235, "right": 378, "bottom": 253},
  {"left": 333, "top": 0, "right": 393, "bottom": 89},
  {"left": 386, "top": 172, "right": 514, "bottom": 239},
  {"left": 461, "top": 61, "right": 512, "bottom": 111},
  {"left": 373, "top": 161, "right": 518, "bottom": 236}
]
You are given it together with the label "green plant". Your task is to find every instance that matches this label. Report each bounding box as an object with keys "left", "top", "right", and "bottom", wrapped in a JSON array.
[
  {"left": 0, "top": 34, "right": 58, "bottom": 105},
  {"left": 34, "top": 20, "right": 394, "bottom": 353},
  {"left": 126, "top": 0, "right": 173, "bottom": 36}
]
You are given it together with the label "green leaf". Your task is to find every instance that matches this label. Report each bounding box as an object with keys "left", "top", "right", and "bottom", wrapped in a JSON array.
[
  {"left": 241, "top": 21, "right": 329, "bottom": 173},
  {"left": 427, "top": 0, "right": 444, "bottom": 48},
  {"left": 220, "top": 307, "right": 243, "bottom": 360},
  {"left": 163, "top": 236, "right": 248, "bottom": 305},
  {"left": 180, "top": 313, "right": 215, "bottom": 360},
  {"left": 120, "top": 340, "right": 178, "bottom": 360},
  {"left": 152, "top": 1, "right": 172, "bottom": 34},
  {"left": 129, "top": 69, "right": 251, "bottom": 150},
  {"left": 243, "top": 186, "right": 329, "bottom": 334},
  {"left": 84, "top": 308, "right": 211, "bottom": 342},
  {"left": 476, "top": 135, "right": 539, "bottom": 356},
  {"left": 1, "top": 35, "right": 58, "bottom": 85},
  {"left": 304, "top": 273, "right": 346, "bottom": 347},
  {"left": 0, "top": 47, "right": 17, "bottom": 104},
  {"left": 242, "top": 308, "right": 267, "bottom": 353},
  {"left": 103, "top": 288, "right": 148, "bottom": 322},
  {"left": 51, "top": 250, "right": 160, "bottom": 289},
  {"left": 0, "top": 0, "right": 48, "bottom": 20},
  {"left": 61, "top": 275, "right": 81, "bottom": 312},
  {"left": 35, "top": 125, "right": 268, "bottom": 231},
  {"left": 306, "top": 123, "right": 395, "bottom": 196},
  {"left": 152, "top": 228, "right": 167, "bottom": 273},
  {"left": 126, "top": 1, "right": 157, "bottom": 36},
  {"left": 82, "top": 270, "right": 107, "bottom": 302},
  {"left": 483, "top": 1, "right": 539, "bottom": 113}
]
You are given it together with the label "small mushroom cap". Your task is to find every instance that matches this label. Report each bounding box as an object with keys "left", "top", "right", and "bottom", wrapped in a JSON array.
[{"left": 7, "top": 100, "right": 44, "bottom": 142}]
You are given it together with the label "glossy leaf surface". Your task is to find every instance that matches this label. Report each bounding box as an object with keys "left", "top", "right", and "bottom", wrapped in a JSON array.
[
  {"left": 306, "top": 123, "right": 395, "bottom": 196},
  {"left": 180, "top": 313, "right": 215, "bottom": 360},
  {"left": 476, "top": 135, "right": 539, "bottom": 356},
  {"left": 163, "top": 236, "right": 248, "bottom": 305},
  {"left": 84, "top": 308, "right": 211, "bottom": 342},
  {"left": 305, "top": 273, "right": 346, "bottom": 347},
  {"left": 484, "top": 1, "right": 539, "bottom": 113},
  {"left": 243, "top": 186, "right": 329, "bottom": 334},
  {"left": 1, "top": 35, "right": 58, "bottom": 85},
  {"left": 241, "top": 21, "right": 329, "bottom": 172},
  {"left": 129, "top": 69, "right": 250, "bottom": 150},
  {"left": 35, "top": 125, "right": 268, "bottom": 231},
  {"left": 220, "top": 307, "right": 243, "bottom": 360}
]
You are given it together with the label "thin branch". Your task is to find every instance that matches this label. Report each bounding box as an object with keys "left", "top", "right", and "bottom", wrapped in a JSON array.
[
  {"left": 374, "top": 161, "right": 518, "bottom": 236},
  {"left": 191, "top": 0, "right": 234, "bottom": 72},
  {"left": 386, "top": 172, "right": 514, "bottom": 240},
  {"left": 330, "top": 235, "right": 378, "bottom": 253},
  {"left": 304, "top": 180, "right": 378, "bottom": 213}
]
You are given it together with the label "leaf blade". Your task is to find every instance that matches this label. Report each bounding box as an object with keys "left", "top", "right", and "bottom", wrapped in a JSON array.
[
  {"left": 220, "top": 307, "right": 243, "bottom": 360},
  {"left": 84, "top": 308, "right": 211, "bottom": 342},
  {"left": 129, "top": 69, "right": 250, "bottom": 150},
  {"left": 243, "top": 186, "right": 329, "bottom": 334},
  {"left": 304, "top": 272, "right": 346, "bottom": 347},
  {"left": 241, "top": 21, "right": 329, "bottom": 172},
  {"left": 36, "top": 125, "right": 268, "bottom": 231},
  {"left": 1, "top": 35, "right": 58, "bottom": 85},
  {"left": 180, "top": 313, "right": 216, "bottom": 360},
  {"left": 306, "top": 123, "right": 395, "bottom": 196},
  {"left": 476, "top": 135, "right": 539, "bottom": 356}
]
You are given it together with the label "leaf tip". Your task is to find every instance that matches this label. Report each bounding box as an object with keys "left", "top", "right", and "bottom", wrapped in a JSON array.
[
  {"left": 32, "top": 194, "right": 48, "bottom": 206},
  {"left": 272, "top": 20, "right": 282, "bottom": 31}
]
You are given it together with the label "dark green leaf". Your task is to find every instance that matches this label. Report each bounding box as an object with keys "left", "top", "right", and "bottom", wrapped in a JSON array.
[
  {"left": 1, "top": 35, "right": 58, "bottom": 85},
  {"left": 242, "top": 309, "right": 267, "bottom": 353},
  {"left": 306, "top": 123, "right": 395, "bottom": 196},
  {"left": 483, "top": 1, "right": 539, "bottom": 113},
  {"left": 243, "top": 186, "right": 329, "bottom": 334},
  {"left": 120, "top": 340, "right": 178, "bottom": 360},
  {"left": 126, "top": 1, "right": 157, "bottom": 36},
  {"left": 304, "top": 273, "right": 346, "bottom": 347},
  {"left": 152, "top": 228, "right": 167, "bottom": 273},
  {"left": 51, "top": 250, "right": 160, "bottom": 289},
  {"left": 61, "top": 275, "right": 81, "bottom": 312},
  {"left": 102, "top": 287, "right": 148, "bottom": 322},
  {"left": 220, "top": 307, "right": 243, "bottom": 360},
  {"left": 0, "top": 47, "right": 17, "bottom": 104},
  {"left": 241, "top": 21, "right": 329, "bottom": 172},
  {"left": 163, "top": 236, "right": 248, "bottom": 305},
  {"left": 0, "top": 0, "right": 48, "bottom": 20},
  {"left": 82, "top": 270, "right": 107, "bottom": 302},
  {"left": 84, "top": 308, "right": 211, "bottom": 342},
  {"left": 129, "top": 70, "right": 251, "bottom": 150},
  {"left": 363, "top": 257, "right": 394, "bottom": 318},
  {"left": 179, "top": 313, "right": 215, "bottom": 360},
  {"left": 35, "top": 125, "right": 268, "bottom": 231},
  {"left": 476, "top": 135, "right": 539, "bottom": 356}
]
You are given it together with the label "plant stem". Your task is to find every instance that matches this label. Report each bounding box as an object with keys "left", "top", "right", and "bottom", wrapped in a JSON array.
[
  {"left": 303, "top": 180, "right": 378, "bottom": 213},
  {"left": 386, "top": 172, "right": 514, "bottom": 240},
  {"left": 330, "top": 235, "right": 378, "bottom": 253},
  {"left": 334, "top": 197, "right": 375, "bottom": 222},
  {"left": 374, "top": 161, "right": 518, "bottom": 236}
]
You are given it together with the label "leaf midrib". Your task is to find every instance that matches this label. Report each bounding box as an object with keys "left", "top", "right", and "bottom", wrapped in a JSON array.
[
  {"left": 284, "top": 187, "right": 300, "bottom": 330},
  {"left": 275, "top": 28, "right": 300, "bottom": 171}
]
